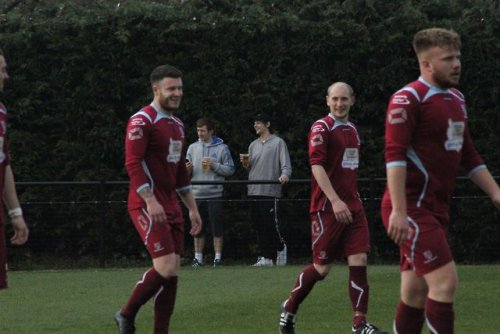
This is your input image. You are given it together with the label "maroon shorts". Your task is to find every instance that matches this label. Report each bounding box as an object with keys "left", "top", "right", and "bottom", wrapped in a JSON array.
[
  {"left": 381, "top": 206, "right": 453, "bottom": 276},
  {"left": 129, "top": 208, "right": 185, "bottom": 259},
  {"left": 311, "top": 209, "right": 370, "bottom": 265}
]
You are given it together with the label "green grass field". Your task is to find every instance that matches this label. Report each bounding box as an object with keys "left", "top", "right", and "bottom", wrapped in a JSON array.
[{"left": 0, "top": 265, "right": 498, "bottom": 333}]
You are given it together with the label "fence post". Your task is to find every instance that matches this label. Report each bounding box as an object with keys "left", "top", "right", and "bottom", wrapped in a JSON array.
[
  {"left": 368, "top": 176, "right": 376, "bottom": 252},
  {"left": 99, "top": 181, "right": 106, "bottom": 268}
]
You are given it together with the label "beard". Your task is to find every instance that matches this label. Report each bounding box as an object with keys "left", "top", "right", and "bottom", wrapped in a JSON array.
[
  {"left": 433, "top": 72, "right": 460, "bottom": 89},
  {"left": 159, "top": 98, "right": 181, "bottom": 112}
]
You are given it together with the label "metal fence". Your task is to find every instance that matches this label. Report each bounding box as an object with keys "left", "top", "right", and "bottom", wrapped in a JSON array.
[{"left": 5, "top": 177, "right": 499, "bottom": 269}]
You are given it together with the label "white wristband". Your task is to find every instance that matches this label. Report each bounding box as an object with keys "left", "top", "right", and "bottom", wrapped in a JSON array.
[{"left": 8, "top": 207, "right": 23, "bottom": 218}]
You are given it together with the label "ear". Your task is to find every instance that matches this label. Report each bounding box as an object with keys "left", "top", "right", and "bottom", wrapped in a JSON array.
[{"left": 152, "top": 83, "right": 159, "bottom": 95}]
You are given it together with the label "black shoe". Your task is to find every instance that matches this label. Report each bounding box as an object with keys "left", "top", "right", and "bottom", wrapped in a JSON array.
[
  {"left": 114, "top": 310, "right": 135, "bottom": 334},
  {"left": 352, "top": 322, "right": 388, "bottom": 334},
  {"left": 279, "top": 302, "right": 296, "bottom": 334},
  {"left": 192, "top": 258, "right": 203, "bottom": 268}
]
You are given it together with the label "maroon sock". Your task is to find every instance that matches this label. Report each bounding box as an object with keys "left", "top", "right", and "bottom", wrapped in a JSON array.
[
  {"left": 394, "top": 301, "right": 425, "bottom": 334},
  {"left": 353, "top": 315, "right": 367, "bottom": 329},
  {"left": 153, "top": 276, "right": 178, "bottom": 334},
  {"left": 284, "top": 264, "right": 324, "bottom": 314},
  {"left": 122, "top": 268, "right": 165, "bottom": 319},
  {"left": 349, "top": 266, "right": 369, "bottom": 316},
  {"left": 425, "top": 298, "right": 454, "bottom": 334}
]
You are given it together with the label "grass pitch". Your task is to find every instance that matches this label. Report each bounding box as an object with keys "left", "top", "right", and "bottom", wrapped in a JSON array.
[{"left": 0, "top": 265, "right": 498, "bottom": 333}]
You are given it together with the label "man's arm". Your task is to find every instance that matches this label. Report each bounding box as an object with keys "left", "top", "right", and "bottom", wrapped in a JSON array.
[
  {"left": 3, "top": 165, "right": 29, "bottom": 245},
  {"left": 469, "top": 167, "right": 500, "bottom": 209},
  {"left": 138, "top": 187, "right": 167, "bottom": 223},
  {"left": 212, "top": 145, "right": 235, "bottom": 176},
  {"left": 386, "top": 165, "right": 410, "bottom": 245},
  {"left": 278, "top": 141, "right": 292, "bottom": 184},
  {"left": 177, "top": 188, "right": 202, "bottom": 236},
  {"left": 311, "top": 164, "right": 352, "bottom": 224}
]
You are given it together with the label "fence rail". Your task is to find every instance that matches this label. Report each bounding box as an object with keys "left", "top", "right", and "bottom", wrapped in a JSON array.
[{"left": 7, "top": 176, "right": 499, "bottom": 269}]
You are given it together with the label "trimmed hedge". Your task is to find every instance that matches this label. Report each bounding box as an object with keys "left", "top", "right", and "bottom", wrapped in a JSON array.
[{"left": 1, "top": 0, "right": 499, "bottom": 264}]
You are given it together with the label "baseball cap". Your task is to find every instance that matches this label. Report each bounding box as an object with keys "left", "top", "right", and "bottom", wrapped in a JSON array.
[{"left": 253, "top": 113, "right": 272, "bottom": 123}]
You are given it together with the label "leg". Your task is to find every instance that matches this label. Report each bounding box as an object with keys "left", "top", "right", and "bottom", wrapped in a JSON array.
[
  {"left": 273, "top": 198, "right": 288, "bottom": 265},
  {"left": 152, "top": 253, "right": 181, "bottom": 334},
  {"left": 280, "top": 263, "right": 329, "bottom": 334},
  {"left": 395, "top": 269, "right": 427, "bottom": 334},
  {"left": 118, "top": 210, "right": 183, "bottom": 334},
  {"left": 345, "top": 210, "right": 387, "bottom": 333},
  {"left": 423, "top": 261, "right": 457, "bottom": 334},
  {"left": 193, "top": 235, "right": 205, "bottom": 265},
  {"left": 209, "top": 198, "right": 224, "bottom": 264},
  {"left": 213, "top": 236, "right": 223, "bottom": 258},
  {"left": 347, "top": 253, "right": 369, "bottom": 325},
  {"left": 193, "top": 200, "right": 208, "bottom": 266},
  {"left": 250, "top": 197, "right": 275, "bottom": 263},
  {"left": 0, "top": 223, "right": 7, "bottom": 289}
]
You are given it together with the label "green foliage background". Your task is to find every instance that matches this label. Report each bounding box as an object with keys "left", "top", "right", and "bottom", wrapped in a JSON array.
[{"left": 1, "top": 0, "right": 499, "bottom": 264}]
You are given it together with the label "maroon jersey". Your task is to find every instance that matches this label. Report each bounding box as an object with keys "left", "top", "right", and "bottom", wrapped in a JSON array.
[
  {"left": 125, "top": 103, "right": 190, "bottom": 222},
  {"left": 382, "top": 78, "right": 484, "bottom": 214},
  {"left": 308, "top": 114, "right": 363, "bottom": 214},
  {"left": 0, "top": 102, "right": 10, "bottom": 224}
]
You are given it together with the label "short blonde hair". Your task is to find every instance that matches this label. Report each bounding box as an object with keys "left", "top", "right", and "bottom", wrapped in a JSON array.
[{"left": 413, "top": 28, "right": 461, "bottom": 55}]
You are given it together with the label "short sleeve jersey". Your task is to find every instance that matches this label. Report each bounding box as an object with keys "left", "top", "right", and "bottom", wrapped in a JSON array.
[
  {"left": 308, "top": 114, "right": 363, "bottom": 214},
  {"left": 383, "top": 78, "right": 484, "bottom": 213},
  {"left": 0, "top": 102, "right": 9, "bottom": 223},
  {"left": 125, "top": 103, "right": 190, "bottom": 221}
]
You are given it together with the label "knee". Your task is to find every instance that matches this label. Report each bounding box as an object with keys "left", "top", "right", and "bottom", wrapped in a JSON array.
[
  {"left": 347, "top": 253, "right": 367, "bottom": 266},
  {"left": 314, "top": 263, "right": 332, "bottom": 277},
  {"left": 402, "top": 283, "right": 428, "bottom": 307},
  {"left": 153, "top": 255, "right": 179, "bottom": 278},
  {"left": 429, "top": 275, "right": 458, "bottom": 299}
]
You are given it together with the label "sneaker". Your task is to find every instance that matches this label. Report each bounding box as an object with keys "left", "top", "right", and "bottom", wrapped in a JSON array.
[
  {"left": 276, "top": 244, "right": 287, "bottom": 266},
  {"left": 253, "top": 257, "right": 273, "bottom": 266},
  {"left": 352, "top": 322, "right": 388, "bottom": 334},
  {"left": 114, "top": 310, "right": 135, "bottom": 334},
  {"left": 279, "top": 302, "right": 296, "bottom": 334},
  {"left": 192, "top": 258, "right": 203, "bottom": 268},
  {"left": 213, "top": 259, "right": 222, "bottom": 267}
]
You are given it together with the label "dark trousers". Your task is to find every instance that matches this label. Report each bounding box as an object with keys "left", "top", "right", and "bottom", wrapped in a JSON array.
[{"left": 249, "top": 196, "right": 285, "bottom": 260}]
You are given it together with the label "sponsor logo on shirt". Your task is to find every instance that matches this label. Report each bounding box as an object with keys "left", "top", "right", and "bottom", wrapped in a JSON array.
[
  {"left": 128, "top": 127, "right": 143, "bottom": 140},
  {"left": 318, "top": 251, "right": 328, "bottom": 260},
  {"left": 131, "top": 118, "right": 146, "bottom": 126},
  {"left": 310, "top": 134, "right": 323, "bottom": 147},
  {"left": 391, "top": 95, "right": 410, "bottom": 105},
  {"left": 444, "top": 119, "right": 464, "bottom": 152},
  {"left": 342, "top": 148, "right": 359, "bottom": 169},
  {"left": 167, "top": 139, "right": 182, "bottom": 163},
  {"left": 311, "top": 125, "right": 325, "bottom": 132},
  {"left": 388, "top": 108, "right": 408, "bottom": 124}
]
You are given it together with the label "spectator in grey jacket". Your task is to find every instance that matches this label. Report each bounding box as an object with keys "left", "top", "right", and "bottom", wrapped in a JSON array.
[
  {"left": 241, "top": 113, "right": 292, "bottom": 266},
  {"left": 186, "top": 118, "right": 235, "bottom": 267}
]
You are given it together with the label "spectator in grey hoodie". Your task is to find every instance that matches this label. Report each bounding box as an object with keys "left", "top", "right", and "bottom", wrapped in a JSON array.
[
  {"left": 186, "top": 118, "right": 235, "bottom": 267},
  {"left": 241, "top": 113, "right": 292, "bottom": 266}
]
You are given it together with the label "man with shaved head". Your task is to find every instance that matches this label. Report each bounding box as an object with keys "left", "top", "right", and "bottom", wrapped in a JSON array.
[{"left": 279, "top": 82, "right": 387, "bottom": 334}]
